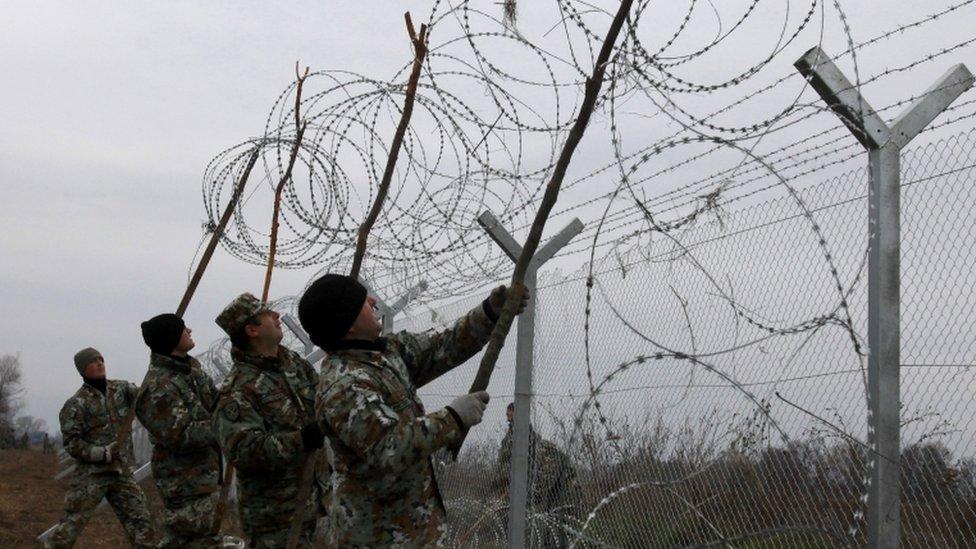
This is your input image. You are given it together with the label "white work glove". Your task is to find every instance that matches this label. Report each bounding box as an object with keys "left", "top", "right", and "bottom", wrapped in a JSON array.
[
  {"left": 91, "top": 441, "right": 117, "bottom": 463},
  {"left": 447, "top": 391, "right": 490, "bottom": 429}
]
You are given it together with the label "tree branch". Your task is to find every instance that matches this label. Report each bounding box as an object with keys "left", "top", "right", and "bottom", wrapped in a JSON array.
[
  {"left": 459, "top": 0, "right": 634, "bottom": 452},
  {"left": 177, "top": 147, "right": 260, "bottom": 317},
  {"left": 286, "top": 14, "right": 428, "bottom": 548},
  {"left": 262, "top": 62, "right": 310, "bottom": 301},
  {"left": 349, "top": 12, "right": 428, "bottom": 279}
]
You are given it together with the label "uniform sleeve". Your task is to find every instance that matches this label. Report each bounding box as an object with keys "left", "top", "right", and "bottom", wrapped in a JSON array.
[
  {"left": 317, "top": 369, "right": 461, "bottom": 472},
  {"left": 191, "top": 366, "right": 219, "bottom": 412},
  {"left": 60, "top": 399, "right": 101, "bottom": 463},
  {"left": 125, "top": 381, "right": 139, "bottom": 406},
  {"left": 388, "top": 302, "right": 495, "bottom": 388},
  {"left": 136, "top": 377, "right": 214, "bottom": 450},
  {"left": 300, "top": 356, "right": 319, "bottom": 391},
  {"left": 213, "top": 389, "right": 303, "bottom": 472}
]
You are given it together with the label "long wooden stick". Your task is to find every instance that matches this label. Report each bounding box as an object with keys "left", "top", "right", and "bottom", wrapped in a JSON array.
[
  {"left": 263, "top": 62, "right": 310, "bottom": 301},
  {"left": 179, "top": 148, "right": 261, "bottom": 317},
  {"left": 112, "top": 146, "right": 260, "bottom": 461},
  {"left": 284, "top": 14, "right": 428, "bottom": 549},
  {"left": 349, "top": 13, "right": 428, "bottom": 279},
  {"left": 457, "top": 0, "right": 634, "bottom": 454},
  {"left": 108, "top": 145, "right": 261, "bottom": 529}
]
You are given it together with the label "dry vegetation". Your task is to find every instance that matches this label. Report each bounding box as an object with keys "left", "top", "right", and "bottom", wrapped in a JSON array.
[
  {"left": 437, "top": 408, "right": 976, "bottom": 548},
  {"left": 0, "top": 449, "right": 244, "bottom": 548}
]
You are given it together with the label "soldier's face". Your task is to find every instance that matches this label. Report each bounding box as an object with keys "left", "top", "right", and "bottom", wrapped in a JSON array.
[
  {"left": 346, "top": 295, "right": 382, "bottom": 341},
  {"left": 83, "top": 356, "right": 106, "bottom": 379},
  {"left": 249, "top": 310, "right": 283, "bottom": 344},
  {"left": 174, "top": 327, "right": 195, "bottom": 354}
]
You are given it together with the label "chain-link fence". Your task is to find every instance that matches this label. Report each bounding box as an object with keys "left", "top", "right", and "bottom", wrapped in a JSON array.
[{"left": 401, "top": 127, "right": 976, "bottom": 547}]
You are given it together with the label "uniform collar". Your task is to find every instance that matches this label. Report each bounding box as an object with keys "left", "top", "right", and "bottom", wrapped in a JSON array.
[
  {"left": 328, "top": 337, "right": 388, "bottom": 354},
  {"left": 150, "top": 353, "right": 193, "bottom": 374},
  {"left": 231, "top": 345, "right": 290, "bottom": 371},
  {"left": 82, "top": 378, "right": 107, "bottom": 395}
]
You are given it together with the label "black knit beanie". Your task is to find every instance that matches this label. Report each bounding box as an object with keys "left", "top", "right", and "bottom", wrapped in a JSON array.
[
  {"left": 298, "top": 274, "right": 368, "bottom": 349},
  {"left": 141, "top": 313, "right": 186, "bottom": 355}
]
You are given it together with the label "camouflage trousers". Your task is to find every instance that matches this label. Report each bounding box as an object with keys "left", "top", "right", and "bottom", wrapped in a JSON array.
[
  {"left": 47, "top": 471, "right": 155, "bottom": 548},
  {"left": 247, "top": 519, "right": 317, "bottom": 548},
  {"left": 158, "top": 491, "right": 222, "bottom": 549}
]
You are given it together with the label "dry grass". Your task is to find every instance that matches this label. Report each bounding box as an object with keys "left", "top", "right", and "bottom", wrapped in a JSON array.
[{"left": 0, "top": 449, "right": 243, "bottom": 548}]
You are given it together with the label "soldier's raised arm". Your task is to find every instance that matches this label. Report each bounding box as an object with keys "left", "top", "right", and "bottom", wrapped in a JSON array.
[
  {"left": 388, "top": 285, "right": 528, "bottom": 387},
  {"left": 316, "top": 370, "right": 485, "bottom": 471}
]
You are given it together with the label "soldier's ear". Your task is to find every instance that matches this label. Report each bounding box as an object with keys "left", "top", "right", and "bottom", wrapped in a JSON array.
[{"left": 244, "top": 323, "right": 261, "bottom": 338}]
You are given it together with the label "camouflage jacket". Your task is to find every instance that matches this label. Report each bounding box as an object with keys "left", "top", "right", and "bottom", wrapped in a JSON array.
[
  {"left": 59, "top": 380, "right": 138, "bottom": 476},
  {"left": 316, "top": 302, "right": 495, "bottom": 547},
  {"left": 498, "top": 426, "right": 578, "bottom": 509},
  {"left": 135, "top": 353, "right": 220, "bottom": 500},
  {"left": 212, "top": 346, "right": 327, "bottom": 535}
]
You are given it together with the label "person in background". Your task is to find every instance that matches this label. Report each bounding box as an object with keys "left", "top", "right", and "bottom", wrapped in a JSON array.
[{"left": 47, "top": 348, "right": 155, "bottom": 548}]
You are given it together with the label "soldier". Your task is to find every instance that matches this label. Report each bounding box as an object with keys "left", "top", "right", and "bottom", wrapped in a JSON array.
[
  {"left": 212, "top": 293, "right": 327, "bottom": 548},
  {"left": 44, "top": 432, "right": 53, "bottom": 454},
  {"left": 297, "top": 274, "right": 527, "bottom": 546},
  {"left": 496, "top": 402, "right": 579, "bottom": 546},
  {"left": 47, "top": 347, "right": 155, "bottom": 548},
  {"left": 136, "top": 313, "right": 222, "bottom": 548}
]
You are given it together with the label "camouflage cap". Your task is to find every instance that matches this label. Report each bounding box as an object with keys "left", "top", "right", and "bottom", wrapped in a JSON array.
[{"left": 215, "top": 293, "right": 272, "bottom": 336}]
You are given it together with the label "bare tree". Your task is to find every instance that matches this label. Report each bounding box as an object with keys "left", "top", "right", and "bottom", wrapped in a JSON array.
[
  {"left": 15, "top": 415, "right": 47, "bottom": 437},
  {"left": 0, "top": 354, "right": 25, "bottom": 447}
]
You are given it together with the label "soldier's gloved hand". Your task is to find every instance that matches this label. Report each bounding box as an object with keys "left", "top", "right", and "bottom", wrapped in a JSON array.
[
  {"left": 300, "top": 422, "right": 325, "bottom": 452},
  {"left": 104, "top": 441, "right": 119, "bottom": 463},
  {"left": 91, "top": 441, "right": 118, "bottom": 463},
  {"left": 447, "top": 391, "right": 490, "bottom": 429},
  {"left": 486, "top": 284, "right": 530, "bottom": 319}
]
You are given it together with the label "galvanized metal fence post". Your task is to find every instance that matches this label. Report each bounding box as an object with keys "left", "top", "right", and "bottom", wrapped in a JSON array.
[
  {"left": 794, "top": 46, "right": 972, "bottom": 548},
  {"left": 477, "top": 210, "right": 583, "bottom": 549}
]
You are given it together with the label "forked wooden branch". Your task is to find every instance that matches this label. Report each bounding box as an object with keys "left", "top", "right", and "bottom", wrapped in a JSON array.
[
  {"left": 178, "top": 148, "right": 261, "bottom": 317},
  {"left": 112, "top": 145, "right": 261, "bottom": 485},
  {"left": 456, "top": 0, "right": 635, "bottom": 455},
  {"left": 262, "top": 62, "right": 311, "bottom": 301},
  {"left": 349, "top": 12, "right": 428, "bottom": 279},
  {"left": 285, "top": 14, "right": 429, "bottom": 549}
]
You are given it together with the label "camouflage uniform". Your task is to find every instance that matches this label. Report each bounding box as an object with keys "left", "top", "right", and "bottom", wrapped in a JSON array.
[
  {"left": 498, "top": 426, "right": 578, "bottom": 510},
  {"left": 136, "top": 353, "right": 222, "bottom": 548},
  {"left": 212, "top": 295, "right": 326, "bottom": 548},
  {"left": 48, "top": 380, "right": 155, "bottom": 548},
  {"left": 497, "top": 425, "right": 580, "bottom": 547},
  {"left": 316, "top": 302, "right": 495, "bottom": 547}
]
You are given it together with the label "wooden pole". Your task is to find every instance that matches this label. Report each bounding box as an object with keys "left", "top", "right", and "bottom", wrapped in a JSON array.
[
  {"left": 457, "top": 0, "right": 635, "bottom": 454},
  {"left": 263, "top": 62, "right": 310, "bottom": 301},
  {"left": 348, "top": 13, "right": 428, "bottom": 280},
  {"left": 112, "top": 145, "right": 261, "bottom": 470},
  {"left": 178, "top": 148, "right": 261, "bottom": 317},
  {"left": 284, "top": 14, "right": 428, "bottom": 549}
]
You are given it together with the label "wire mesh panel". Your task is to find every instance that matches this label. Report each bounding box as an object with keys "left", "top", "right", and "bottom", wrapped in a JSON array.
[
  {"left": 530, "top": 163, "right": 871, "bottom": 548},
  {"left": 397, "top": 128, "right": 976, "bottom": 548},
  {"left": 899, "top": 129, "right": 976, "bottom": 547}
]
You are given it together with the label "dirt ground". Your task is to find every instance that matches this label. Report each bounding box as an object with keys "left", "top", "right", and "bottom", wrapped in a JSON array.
[{"left": 0, "top": 448, "right": 242, "bottom": 548}]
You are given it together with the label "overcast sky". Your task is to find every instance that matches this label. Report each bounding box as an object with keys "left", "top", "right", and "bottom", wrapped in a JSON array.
[{"left": 2, "top": 1, "right": 974, "bottom": 433}]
